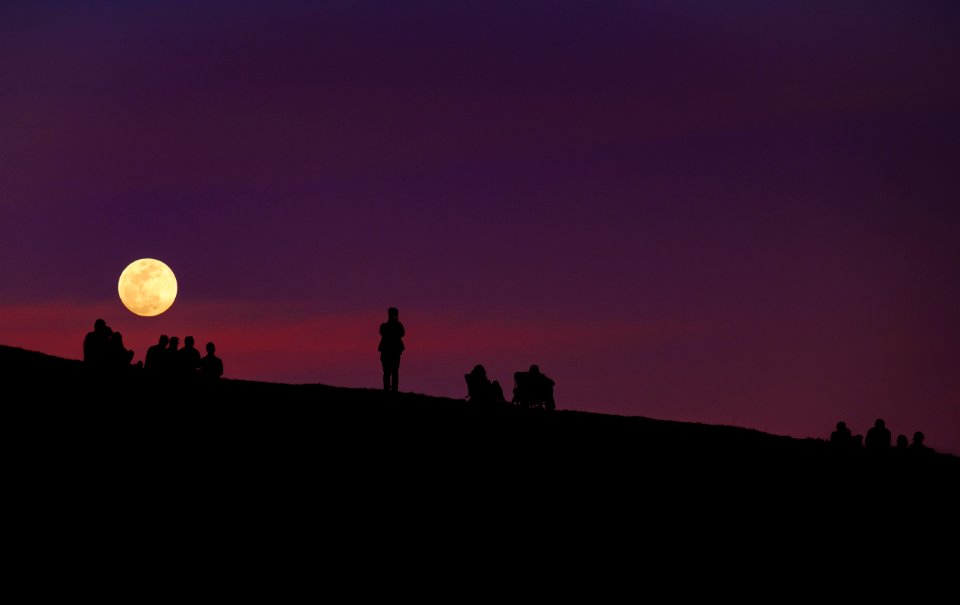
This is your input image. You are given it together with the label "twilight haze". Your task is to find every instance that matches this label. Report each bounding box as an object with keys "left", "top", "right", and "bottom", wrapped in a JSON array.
[{"left": 2, "top": 2, "right": 958, "bottom": 452}]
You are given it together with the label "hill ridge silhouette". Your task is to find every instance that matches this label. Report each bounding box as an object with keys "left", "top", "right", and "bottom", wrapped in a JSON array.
[{"left": 4, "top": 343, "right": 957, "bottom": 473}]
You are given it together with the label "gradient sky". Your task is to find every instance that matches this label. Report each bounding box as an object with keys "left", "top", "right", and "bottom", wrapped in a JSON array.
[{"left": 2, "top": 1, "right": 958, "bottom": 453}]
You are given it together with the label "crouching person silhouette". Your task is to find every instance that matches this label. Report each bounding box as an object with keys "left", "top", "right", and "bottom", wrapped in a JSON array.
[{"left": 465, "top": 364, "right": 506, "bottom": 405}]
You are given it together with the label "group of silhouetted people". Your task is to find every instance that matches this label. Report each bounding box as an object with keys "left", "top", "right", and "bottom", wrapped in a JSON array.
[
  {"left": 830, "top": 419, "right": 932, "bottom": 453},
  {"left": 373, "top": 306, "right": 558, "bottom": 408},
  {"left": 83, "top": 319, "right": 137, "bottom": 370},
  {"left": 375, "top": 307, "right": 557, "bottom": 408},
  {"left": 83, "top": 319, "right": 223, "bottom": 380},
  {"left": 465, "top": 363, "right": 556, "bottom": 410},
  {"left": 84, "top": 307, "right": 561, "bottom": 401},
  {"left": 144, "top": 334, "right": 223, "bottom": 379}
]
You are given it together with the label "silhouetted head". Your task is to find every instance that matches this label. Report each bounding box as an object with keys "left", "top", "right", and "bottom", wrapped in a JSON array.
[
  {"left": 529, "top": 365, "right": 540, "bottom": 375},
  {"left": 874, "top": 418, "right": 885, "bottom": 428},
  {"left": 471, "top": 364, "right": 487, "bottom": 377},
  {"left": 169, "top": 336, "right": 179, "bottom": 349},
  {"left": 913, "top": 431, "right": 925, "bottom": 446},
  {"left": 836, "top": 421, "right": 847, "bottom": 431},
  {"left": 158, "top": 335, "right": 169, "bottom": 346},
  {"left": 206, "top": 342, "right": 216, "bottom": 354},
  {"left": 184, "top": 336, "right": 195, "bottom": 348},
  {"left": 94, "top": 318, "right": 107, "bottom": 330},
  {"left": 112, "top": 331, "right": 123, "bottom": 343},
  {"left": 896, "top": 435, "right": 908, "bottom": 448},
  {"left": 388, "top": 307, "right": 399, "bottom": 318}
]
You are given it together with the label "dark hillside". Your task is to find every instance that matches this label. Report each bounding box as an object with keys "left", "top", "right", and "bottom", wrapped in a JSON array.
[{"left": 4, "top": 344, "right": 955, "bottom": 481}]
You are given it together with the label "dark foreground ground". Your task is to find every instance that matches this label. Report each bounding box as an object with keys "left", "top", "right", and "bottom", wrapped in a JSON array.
[
  {"left": 5, "top": 343, "right": 956, "bottom": 486},
  {"left": 3, "top": 344, "right": 957, "bottom": 577}
]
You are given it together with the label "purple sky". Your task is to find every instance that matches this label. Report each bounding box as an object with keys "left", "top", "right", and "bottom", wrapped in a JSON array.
[{"left": 2, "top": 1, "right": 959, "bottom": 452}]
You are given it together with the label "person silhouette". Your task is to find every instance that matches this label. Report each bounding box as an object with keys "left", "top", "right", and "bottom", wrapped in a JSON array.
[
  {"left": 830, "top": 421, "right": 853, "bottom": 448},
  {"left": 865, "top": 418, "right": 891, "bottom": 449},
  {"left": 910, "top": 431, "right": 929, "bottom": 450},
  {"left": 896, "top": 434, "right": 909, "bottom": 449},
  {"left": 529, "top": 365, "right": 556, "bottom": 411},
  {"left": 465, "top": 364, "right": 506, "bottom": 405},
  {"left": 83, "top": 319, "right": 111, "bottom": 367},
  {"left": 179, "top": 336, "right": 202, "bottom": 375},
  {"left": 109, "top": 331, "right": 135, "bottom": 367},
  {"left": 145, "top": 335, "right": 169, "bottom": 372},
  {"left": 378, "top": 307, "right": 405, "bottom": 392},
  {"left": 164, "top": 336, "right": 180, "bottom": 374},
  {"left": 512, "top": 364, "right": 556, "bottom": 410},
  {"left": 199, "top": 342, "right": 223, "bottom": 380}
]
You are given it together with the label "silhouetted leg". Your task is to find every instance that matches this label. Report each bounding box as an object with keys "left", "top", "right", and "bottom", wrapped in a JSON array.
[
  {"left": 381, "top": 356, "right": 391, "bottom": 391},
  {"left": 391, "top": 358, "right": 400, "bottom": 392},
  {"left": 382, "top": 355, "right": 400, "bottom": 392}
]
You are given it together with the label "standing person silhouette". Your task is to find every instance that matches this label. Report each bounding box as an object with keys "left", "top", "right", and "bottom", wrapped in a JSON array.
[{"left": 378, "top": 307, "right": 405, "bottom": 392}]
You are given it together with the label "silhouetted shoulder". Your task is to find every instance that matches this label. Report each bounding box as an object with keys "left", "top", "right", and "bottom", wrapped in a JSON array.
[{"left": 200, "top": 342, "right": 223, "bottom": 379}]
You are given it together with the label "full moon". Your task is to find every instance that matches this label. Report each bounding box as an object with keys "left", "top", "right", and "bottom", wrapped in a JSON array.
[{"left": 118, "top": 258, "right": 178, "bottom": 317}]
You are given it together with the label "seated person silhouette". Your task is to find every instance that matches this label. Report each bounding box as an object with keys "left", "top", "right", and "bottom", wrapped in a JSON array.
[
  {"left": 830, "top": 421, "right": 853, "bottom": 448},
  {"left": 199, "top": 342, "right": 223, "bottom": 380},
  {"left": 896, "top": 434, "right": 909, "bottom": 449},
  {"left": 83, "top": 319, "right": 112, "bottom": 367},
  {"left": 109, "top": 331, "right": 136, "bottom": 367},
  {"left": 511, "top": 364, "right": 556, "bottom": 411},
  {"left": 910, "top": 431, "right": 930, "bottom": 451},
  {"left": 145, "top": 335, "right": 169, "bottom": 372},
  {"left": 464, "top": 364, "right": 506, "bottom": 405},
  {"left": 865, "top": 418, "right": 891, "bottom": 449}
]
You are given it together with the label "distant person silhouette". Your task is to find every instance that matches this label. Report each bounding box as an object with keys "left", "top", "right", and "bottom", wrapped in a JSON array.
[
  {"left": 83, "top": 319, "right": 111, "bottom": 367},
  {"left": 163, "top": 336, "right": 180, "bottom": 375},
  {"left": 179, "top": 336, "right": 202, "bottom": 375},
  {"left": 830, "top": 421, "right": 853, "bottom": 448},
  {"left": 199, "top": 342, "right": 223, "bottom": 380},
  {"left": 145, "top": 335, "right": 169, "bottom": 372},
  {"left": 896, "top": 434, "right": 909, "bottom": 449},
  {"left": 378, "top": 307, "right": 405, "bottom": 392},
  {"left": 109, "top": 331, "right": 135, "bottom": 367},
  {"left": 865, "top": 418, "right": 891, "bottom": 449},
  {"left": 465, "top": 364, "right": 506, "bottom": 405},
  {"left": 512, "top": 364, "right": 556, "bottom": 410},
  {"left": 910, "top": 431, "right": 929, "bottom": 450}
]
